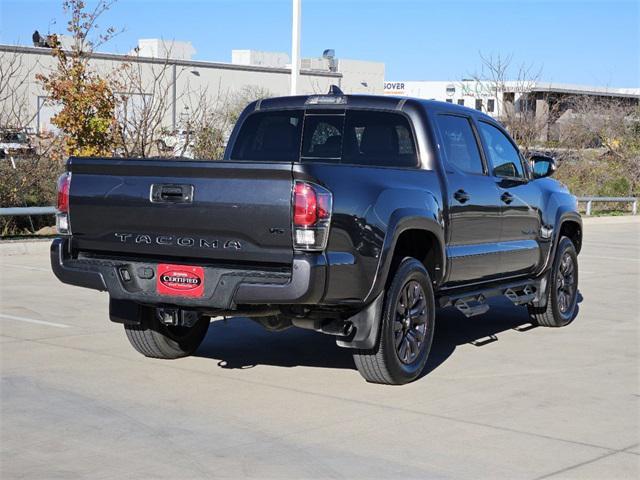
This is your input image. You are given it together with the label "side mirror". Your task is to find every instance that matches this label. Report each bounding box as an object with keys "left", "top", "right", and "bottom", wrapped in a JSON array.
[{"left": 530, "top": 154, "right": 556, "bottom": 179}]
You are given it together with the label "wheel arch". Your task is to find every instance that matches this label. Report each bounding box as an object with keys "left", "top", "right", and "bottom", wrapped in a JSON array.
[
  {"left": 559, "top": 218, "right": 582, "bottom": 254},
  {"left": 538, "top": 207, "right": 582, "bottom": 280},
  {"left": 365, "top": 208, "right": 445, "bottom": 303}
]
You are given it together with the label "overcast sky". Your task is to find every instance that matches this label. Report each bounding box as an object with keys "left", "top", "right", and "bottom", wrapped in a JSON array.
[{"left": 1, "top": 0, "right": 638, "bottom": 87}]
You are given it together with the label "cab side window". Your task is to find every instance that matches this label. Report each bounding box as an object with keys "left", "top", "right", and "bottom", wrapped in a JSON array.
[
  {"left": 477, "top": 121, "right": 524, "bottom": 178},
  {"left": 435, "top": 114, "right": 485, "bottom": 175}
]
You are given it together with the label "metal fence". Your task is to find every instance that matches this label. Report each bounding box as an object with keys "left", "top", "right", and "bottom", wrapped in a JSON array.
[
  {"left": 0, "top": 206, "right": 56, "bottom": 216},
  {"left": 577, "top": 197, "right": 638, "bottom": 216}
]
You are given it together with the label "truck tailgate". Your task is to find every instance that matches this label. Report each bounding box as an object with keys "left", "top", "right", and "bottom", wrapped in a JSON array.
[{"left": 67, "top": 158, "right": 294, "bottom": 265}]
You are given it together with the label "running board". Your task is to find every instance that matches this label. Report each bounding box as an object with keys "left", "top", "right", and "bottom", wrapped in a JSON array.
[
  {"left": 454, "top": 295, "right": 490, "bottom": 318},
  {"left": 504, "top": 285, "right": 536, "bottom": 305},
  {"left": 439, "top": 279, "right": 541, "bottom": 317}
]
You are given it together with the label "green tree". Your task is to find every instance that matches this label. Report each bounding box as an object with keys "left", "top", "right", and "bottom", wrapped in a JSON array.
[{"left": 36, "top": 0, "right": 119, "bottom": 157}]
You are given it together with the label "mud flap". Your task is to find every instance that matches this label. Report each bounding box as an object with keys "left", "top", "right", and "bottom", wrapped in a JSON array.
[
  {"left": 336, "top": 292, "right": 384, "bottom": 350},
  {"left": 531, "top": 271, "right": 551, "bottom": 309}
]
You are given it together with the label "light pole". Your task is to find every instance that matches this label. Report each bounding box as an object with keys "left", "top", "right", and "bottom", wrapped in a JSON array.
[{"left": 290, "top": 0, "right": 301, "bottom": 95}]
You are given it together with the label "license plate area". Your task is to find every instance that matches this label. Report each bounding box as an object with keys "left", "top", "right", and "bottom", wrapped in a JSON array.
[{"left": 156, "top": 264, "right": 205, "bottom": 297}]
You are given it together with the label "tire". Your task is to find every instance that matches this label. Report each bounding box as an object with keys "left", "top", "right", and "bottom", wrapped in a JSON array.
[
  {"left": 528, "top": 236, "right": 579, "bottom": 327},
  {"left": 124, "top": 307, "right": 210, "bottom": 359},
  {"left": 353, "top": 257, "right": 435, "bottom": 385}
]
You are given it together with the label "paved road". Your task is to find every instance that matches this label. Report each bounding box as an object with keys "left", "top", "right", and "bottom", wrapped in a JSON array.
[{"left": 1, "top": 217, "right": 638, "bottom": 479}]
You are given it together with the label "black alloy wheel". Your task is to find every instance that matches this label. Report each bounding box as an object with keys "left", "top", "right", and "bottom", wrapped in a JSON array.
[{"left": 394, "top": 280, "right": 428, "bottom": 365}]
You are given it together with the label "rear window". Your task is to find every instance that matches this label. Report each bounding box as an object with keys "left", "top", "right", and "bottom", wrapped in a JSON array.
[
  {"left": 231, "top": 111, "right": 303, "bottom": 161},
  {"left": 340, "top": 111, "right": 417, "bottom": 167},
  {"left": 231, "top": 109, "right": 417, "bottom": 167}
]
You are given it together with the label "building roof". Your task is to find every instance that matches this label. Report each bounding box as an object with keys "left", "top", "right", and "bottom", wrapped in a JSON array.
[
  {"left": 527, "top": 82, "right": 640, "bottom": 98},
  {"left": 0, "top": 43, "right": 341, "bottom": 78}
]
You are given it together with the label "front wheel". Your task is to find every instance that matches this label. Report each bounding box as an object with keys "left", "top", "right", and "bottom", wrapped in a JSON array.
[
  {"left": 528, "top": 236, "right": 579, "bottom": 327},
  {"left": 353, "top": 257, "right": 435, "bottom": 385},
  {"left": 124, "top": 307, "right": 210, "bottom": 359}
]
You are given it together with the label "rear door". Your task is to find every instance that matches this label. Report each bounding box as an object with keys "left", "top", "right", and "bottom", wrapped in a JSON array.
[
  {"left": 69, "top": 110, "right": 304, "bottom": 266},
  {"left": 433, "top": 113, "right": 504, "bottom": 284}
]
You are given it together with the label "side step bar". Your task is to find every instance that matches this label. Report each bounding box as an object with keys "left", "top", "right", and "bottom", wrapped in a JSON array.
[
  {"left": 504, "top": 285, "right": 536, "bottom": 305},
  {"left": 438, "top": 279, "right": 542, "bottom": 318},
  {"left": 454, "top": 295, "right": 490, "bottom": 318}
]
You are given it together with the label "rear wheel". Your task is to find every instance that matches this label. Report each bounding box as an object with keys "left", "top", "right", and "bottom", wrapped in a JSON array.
[
  {"left": 124, "top": 307, "right": 210, "bottom": 359},
  {"left": 353, "top": 258, "right": 435, "bottom": 385},
  {"left": 528, "top": 236, "right": 579, "bottom": 327}
]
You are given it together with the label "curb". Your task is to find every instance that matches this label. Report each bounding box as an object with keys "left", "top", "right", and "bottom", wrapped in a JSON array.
[
  {"left": 0, "top": 239, "right": 52, "bottom": 256},
  {"left": 582, "top": 215, "right": 640, "bottom": 225}
]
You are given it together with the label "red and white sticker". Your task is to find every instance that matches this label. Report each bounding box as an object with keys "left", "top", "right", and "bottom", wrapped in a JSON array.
[{"left": 156, "top": 264, "right": 205, "bottom": 298}]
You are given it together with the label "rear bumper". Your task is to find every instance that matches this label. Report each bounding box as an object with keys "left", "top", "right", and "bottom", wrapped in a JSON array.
[{"left": 50, "top": 238, "right": 326, "bottom": 309}]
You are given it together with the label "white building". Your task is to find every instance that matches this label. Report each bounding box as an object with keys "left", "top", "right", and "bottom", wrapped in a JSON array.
[
  {"left": 384, "top": 80, "right": 640, "bottom": 116},
  {"left": 384, "top": 80, "right": 640, "bottom": 140},
  {"left": 231, "top": 50, "right": 290, "bottom": 69},
  {"left": 0, "top": 41, "right": 385, "bottom": 135},
  {"left": 131, "top": 39, "right": 196, "bottom": 61}
]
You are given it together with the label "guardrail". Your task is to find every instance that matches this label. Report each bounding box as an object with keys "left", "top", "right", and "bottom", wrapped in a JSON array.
[
  {"left": 577, "top": 197, "right": 638, "bottom": 216},
  {"left": 0, "top": 206, "right": 56, "bottom": 216}
]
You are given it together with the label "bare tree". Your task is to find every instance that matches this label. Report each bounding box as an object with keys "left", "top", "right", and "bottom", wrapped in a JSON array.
[
  {"left": 113, "top": 52, "right": 177, "bottom": 157},
  {"left": 178, "top": 84, "right": 272, "bottom": 159},
  {"left": 113, "top": 52, "right": 272, "bottom": 160},
  {"left": 0, "top": 48, "right": 36, "bottom": 130},
  {"left": 468, "top": 53, "right": 548, "bottom": 153}
]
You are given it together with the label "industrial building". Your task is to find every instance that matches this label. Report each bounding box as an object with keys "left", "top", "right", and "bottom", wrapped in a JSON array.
[
  {"left": 0, "top": 39, "right": 384, "bottom": 134},
  {"left": 384, "top": 80, "right": 640, "bottom": 140}
]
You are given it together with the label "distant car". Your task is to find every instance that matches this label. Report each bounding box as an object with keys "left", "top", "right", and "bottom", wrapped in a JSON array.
[
  {"left": 0, "top": 130, "right": 36, "bottom": 161},
  {"left": 51, "top": 91, "right": 582, "bottom": 385}
]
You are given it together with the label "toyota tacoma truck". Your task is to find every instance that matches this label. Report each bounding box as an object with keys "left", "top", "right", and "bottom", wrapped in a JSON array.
[{"left": 51, "top": 90, "right": 582, "bottom": 385}]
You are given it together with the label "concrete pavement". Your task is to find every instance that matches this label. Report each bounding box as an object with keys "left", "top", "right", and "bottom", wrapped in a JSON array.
[{"left": 1, "top": 217, "right": 638, "bottom": 479}]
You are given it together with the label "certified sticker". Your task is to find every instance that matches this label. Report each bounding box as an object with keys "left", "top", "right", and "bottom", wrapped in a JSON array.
[{"left": 156, "top": 264, "right": 205, "bottom": 297}]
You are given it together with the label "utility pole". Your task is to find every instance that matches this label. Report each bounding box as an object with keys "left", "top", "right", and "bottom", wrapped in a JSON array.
[{"left": 290, "top": 0, "right": 301, "bottom": 95}]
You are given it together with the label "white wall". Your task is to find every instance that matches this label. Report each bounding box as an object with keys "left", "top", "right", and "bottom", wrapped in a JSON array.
[
  {"left": 1, "top": 45, "right": 382, "bottom": 134},
  {"left": 384, "top": 80, "right": 503, "bottom": 115},
  {"left": 338, "top": 59, "right": 385, "bottom": 94},
  {"left": 231, "top": 50, "right": 290, "bottom": 68}
]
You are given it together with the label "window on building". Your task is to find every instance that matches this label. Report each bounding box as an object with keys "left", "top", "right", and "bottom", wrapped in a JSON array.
[
  {"left": 475, "top": 99, "right": 483, "bottom": 111},
  {"left": 435, "top": 115, "right": 485, "bottom": 175},
  {"left": 457, "top": 99, "right": 464, "bottom": 106},
  {"left": 487, "top": 99, "right": 495, "bottom": 113},
  {"left": 477, "top": 121, "right": 524, "bottom": 178},
  {"left": 445, "top": 99, "right": 453, "bottom": 103}
]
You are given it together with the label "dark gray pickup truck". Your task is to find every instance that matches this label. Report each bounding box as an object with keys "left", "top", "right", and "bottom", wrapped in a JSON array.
[{"left": 51, "top": 91, "right": 582, "bottom": 384}]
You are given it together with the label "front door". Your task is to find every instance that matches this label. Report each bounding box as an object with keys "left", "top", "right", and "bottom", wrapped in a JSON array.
[
  {"left": 475, "top": 120, "right": 542, "bottom": 276},
  {"left": 433, "top": 113, "right": 504, "bottom": 285}
]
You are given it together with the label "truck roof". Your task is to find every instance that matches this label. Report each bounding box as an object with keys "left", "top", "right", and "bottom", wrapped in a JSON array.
[{"left": 253, "top": 93, "right": 493, "bottom": 120}]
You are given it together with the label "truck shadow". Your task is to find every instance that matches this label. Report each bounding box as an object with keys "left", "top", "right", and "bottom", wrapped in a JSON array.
[{"left": 194, "top": 296, "right": 567, "bottom": 376}]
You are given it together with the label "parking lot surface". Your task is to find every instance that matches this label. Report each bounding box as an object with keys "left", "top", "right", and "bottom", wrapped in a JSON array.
[{"left": 1, "top": 217, "right": 638, "bottom": 479}]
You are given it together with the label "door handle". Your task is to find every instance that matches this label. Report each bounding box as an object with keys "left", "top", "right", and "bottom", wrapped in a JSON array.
[
  {"left": 150, "top": 184, "right": 194, "bottom": 203},
  {"left": 501, "top": 192, "right": 514, "bottom": 204},
  {"left": 453, "top": 189, "right": 470, "bottom": 203}
]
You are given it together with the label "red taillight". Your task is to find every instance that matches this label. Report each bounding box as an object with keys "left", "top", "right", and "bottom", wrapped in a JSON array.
[
  {"left": 292, "top": 181, "right": 332, "bottom": 251},
  {"left": 293, "top": 182, "right": 318, "bottom": 226},
  {"left": 316, "top": 193, "right": 331, "bottom": 220},
  {"left": 57, "top": 173, "right": 71, "bottom": 213}
]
